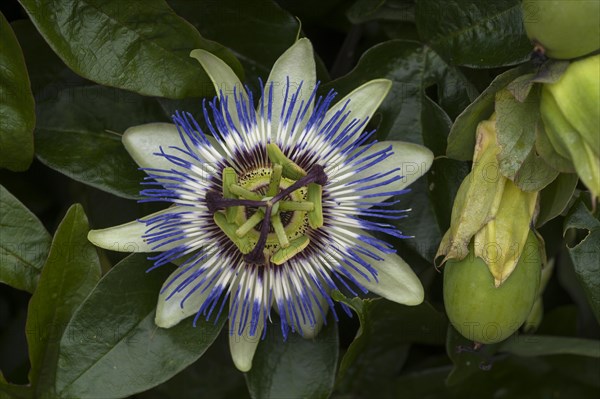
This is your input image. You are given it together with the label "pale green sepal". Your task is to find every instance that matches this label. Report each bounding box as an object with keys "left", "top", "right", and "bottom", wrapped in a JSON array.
[
  {"left": 87, "top": 207, "right": 183, "bottom": 252},
  {"left": 122, "top": 123, "right": 184, "bottom": 170},
  {"left": 190, "top": 49, "right": 247, "bottom": 101},
  {"left": 296, "top": 286, "right": 328, "bottom": 339},
  {"left": 331, "top": 141, "right": 433, "bottom": 204},
  {"left": 190, "top": 49, "right": 248, "bottom": 132},
  {"left": 324, "top": 79, "right": 392, "bottom": 146},
  {"left": 261, "top": 38, "right": 316, "bottom": 138},
  {"left": 155, "top": 263, "right": 211, "bottom": 328},
  {"left": 228, "top": 298, "right": 265, "bottom": 372},
  {"left": 352, "top": 237, "right": 424, "bottom": 306}
]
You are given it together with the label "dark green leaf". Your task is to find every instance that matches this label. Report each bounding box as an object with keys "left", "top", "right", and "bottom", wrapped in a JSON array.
[
  {"left": 447, "top": 66, "right": 529, "bottom": 160},
  {"left": 0, "top": 12, "right": 35, "bottom": 171},
  {"left": 35, "top": 85, "right": 167, "bottom": 199},
  {"left": 428, "top": 158, "right": 470, "bottom": 233},
  {"left": 396, "top": 355, "right": 600, "bottom": 398},
  {"left": 445, "top": 325, "right": 502, "bottom": 386},
  {"left": 421, "top": 95, "right": 452, "bottom": 157},
  {"left": 495, "top": 86, "right": 558, "bottom": 190},
  {"left": 246, "top": 318, "right": 338, "bottom": 399},
  {"left": 334, "top": 294, "right": 447, "bottom": 396},
  {"left": 495, "top": 87, "right": 538, "bottom": 179},
  {"left": 536, "top": 173, "right": 578, "bottom": 227},
  {"left": 326, "top": 40, "right": 475, "bottom": 145},
  {"left": 10, "top": 20, "right": 88, "bottom": 97},
  {"left": 501, "top": 335, "right": 600, "bottom": 358},
  {"left": 55, "top": 254, "right": 225, "bottom": 399},
  {"left": 18, "top": 0, "right": 242, "bottom": 98},
  {"left": 0, "top": 373, "right": 32, "bottom": 399},
  {"left": 169, "top": 0, "right": 299, "bottom": 87},
  {"left": 0, "top": 185, "right": 51, "bottom": 293},
  {"left": 139, "top": 332, "right": 248, "bottom": 399},
  {"left": 395, "top": 174, "right": 442, "bottom": 262},
  {"left": 25, "top": 204, "right": 101, "bottom": 397},
  {"left": 415, "top": 0, "right": 531, "bottom": 67},
  {"left": 563, "top": 200, "right": 600, "bottom": 323},
  {"left": 347, "top": 0, "right": 415, "bottom": 24}
]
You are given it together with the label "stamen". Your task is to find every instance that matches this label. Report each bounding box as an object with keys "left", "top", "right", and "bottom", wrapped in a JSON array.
[
  {"left": 279, "top": 200, "right": 314, "bottom": 211},
  {"left": 271, "top": 214, "right": 290, "bottom": 248},
  {"left": 230, "top": 184, "right": 262, "bottom": 201},
  {"left": 307, "top": 183, "right": 323, "bottom": 228},
  {"left": 222, "top": 167, "right": 239, "bottom": 222},
  {"left": 213, "top": 212, "right": 252, "bottom": 254},
  {"left": 236, "top": 209, "right": 265, "bottom": 237},
  {"left": 271, "top": 236, "right": 310, "bottom": 265},
  {"left": 272, "top": 164, "right": 327, "bottom": 202},
  {"left": 267, "top": 143, "right": 307, "bottom": 180},
  {"left": 267, "top": 163, "right": 283, "bottom": 197}
]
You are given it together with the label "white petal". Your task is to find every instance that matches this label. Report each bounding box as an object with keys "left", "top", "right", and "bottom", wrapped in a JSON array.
[
  {"left": 330, "top": 141, "right": 434, "bottom": 204},
  {"left": 122, "top": 123, "right": 185, "bottom": 170},
  {"left": 190, "top": 49, "right": 246, "bottom": 101},
  {"left": 155, "top": 263, "right": 212, "bottom": 328},
  {"left": 228, "top": 303, "right": 264, "bottom": 372},
  {"left": 190, "top": 49, "right": 248, "bottom": 132},
  {"left": 88, "top": 207, "right": 183, "bottom": 252},
  {"left": 349, "top": 232, "right": 424, "bottom": 305},
  {"left": 296, "top": 287, "right": 328, "bottom": 339},
  {"left": 324, "top": 79, "right": 392, "bottom": 146},
  {"left": 260, "top": 38, "right": 316, "bottom": 138}
]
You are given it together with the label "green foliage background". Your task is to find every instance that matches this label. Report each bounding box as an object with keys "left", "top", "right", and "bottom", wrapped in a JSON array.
[{"left": 0, "top": 0, "right": 598, "bottom": 398}]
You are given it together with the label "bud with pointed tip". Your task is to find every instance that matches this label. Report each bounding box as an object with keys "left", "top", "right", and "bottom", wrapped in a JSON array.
[{"left": 540, "top": 55, "right": 600, "bottom": 200}]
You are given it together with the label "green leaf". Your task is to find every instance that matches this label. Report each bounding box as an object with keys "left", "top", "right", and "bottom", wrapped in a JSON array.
[
  {"left": 0, "top": 185, "right": 51, "bottom": 293},
  {"left": 563, "top": 200, "right": 600, "bottom": 323},
  {"left": 536, "top": 173, "right": 578, "bottom": 227},
  {"left": 495, "top": 86, "right": 558, "bottom": 191},
  {"left": 325, "top": 40, "right": 475, "bottom": 145},
  {"left": 168, "top": 0, "right": 299, "bottom": 87},
  {"left": 421, "top": 95, "right": 452, "bottom": 157},
  {"left": 0, "top": 11, "right": 35, "bottom": 171},
  {"left": 18, "top": 0, "right": 242, "bottom": 98},
  {"left": 55, "top": 254, "right": 225, "bottom": 399},
  {"left": 10, "top": 20, "right": 88, "bottom": 96},
  {"left": 35, "top": 85, "right": 168, "bottom": 199},
  {"left": 0, "top": 373, "right": 32, "bottom": 399},
  {"left": 395, "top": 174, "right": 442, "bottom": 262},
  {"left": 445, "top": 325, "right": 502, "bottom": 386},
  {"left": 334, "top": 294, "right": 447, "bottom": 396},
  {"left": 245, "top": 318, "right": 338, "bottom": 399},
  {"left": 447, "top": 66, "right": 529, "bottom": 160},
  {"left": 415, "top": 0, "right": 531, "bottom": 67},
  {"left": 501, "top": 335, "right": 600, "bottom": 358},
  {"left": 140, "top": 332, "right": 248, "bottom": 399},
  {"left": 428, "top": 158, "right": 470, "bottom": 234},
  {"left": 347, "top": 0, "right": 415, "bottom": 23},
  {"left": 25, "top": 204, "right": 101, "bottom": 397}
]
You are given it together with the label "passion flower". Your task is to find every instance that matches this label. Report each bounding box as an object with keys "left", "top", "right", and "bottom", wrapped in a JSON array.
[{"left": 88, "top": 39, "right": 433, "bottom": 371}]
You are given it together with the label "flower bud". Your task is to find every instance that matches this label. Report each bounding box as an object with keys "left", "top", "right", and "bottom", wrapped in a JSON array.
[
  {"left": 437, "top": 115, "right": 538, "bottom": 286},
  {"left": 540, "top": 55, "right": 600, "bottom": 199}
]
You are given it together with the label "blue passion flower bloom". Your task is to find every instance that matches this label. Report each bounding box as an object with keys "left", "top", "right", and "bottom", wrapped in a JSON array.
[{"left": 88, "top": 39, "right": 433, "bottom": 371}]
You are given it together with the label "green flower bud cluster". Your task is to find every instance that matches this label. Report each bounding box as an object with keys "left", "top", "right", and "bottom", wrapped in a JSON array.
[
  {"left": 437, "top": 116, "right": 539, "bottom": 287},
  {"left": 539, "top": 55, "right": 600, "bottom": 200},
  {"left": 439, "top": 116, "right": 544, "bottom": 344}
]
